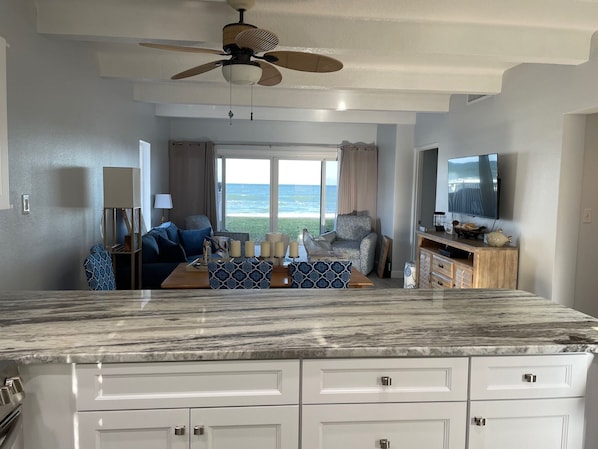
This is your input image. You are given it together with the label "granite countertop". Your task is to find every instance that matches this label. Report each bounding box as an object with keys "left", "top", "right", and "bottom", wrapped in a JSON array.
[{"left": 1, "top": 289, "right": 598, "bottom": 364}]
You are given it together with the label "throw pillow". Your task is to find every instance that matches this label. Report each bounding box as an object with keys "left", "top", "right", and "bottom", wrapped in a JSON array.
[
  {"left": 155, "top": 235, "right": 187, "bottom": 262},
  {"left": 141, "top": 234, "right": 160, "bottom": 263},
  {"left": 164, "top": 222, "right": 179, "bottom": 242},
  {"left": 178, "top": 227, "right": 212, "bottom": 256},
  {"left": 302, "top": 229, "right": 333, "bottom": 254}
]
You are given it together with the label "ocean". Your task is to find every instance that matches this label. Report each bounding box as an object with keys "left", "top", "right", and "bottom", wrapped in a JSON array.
[{"left": 224, "top": 184, "right": 337, "bottom": 217}]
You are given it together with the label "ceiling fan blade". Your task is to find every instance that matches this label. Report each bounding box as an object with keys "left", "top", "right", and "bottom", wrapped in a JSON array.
[
  {"left": 140, "top": 43, "right": 226, "bottom": 56},
  {"left": 256, "top": 61, "right": 282, "bottom": 86},
  {"left": 235, "top": 28, "right": 279, "bottom": 53},
  {"left": 171, "top": 60, "right": 225, "bottom": 80},
  {"left": 264, "top": 51, "right": 343, "bottom": 73}
]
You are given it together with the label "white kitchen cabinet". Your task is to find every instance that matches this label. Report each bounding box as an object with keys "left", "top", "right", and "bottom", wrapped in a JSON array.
[
  {"left": 78, "top": 406, "right": 298, "bottom": 449},
  {"left": 190, "top": 405, "right": 298, "bottom": 449},
  {"left": 302, "top": 357, "right": 469, "bottom": 403},
  {"left": 302, "top": 358, "right": 468, "bottom": 449},
  {"left": 302, "top": 402, "right": 467, "bottom": 449},
  {"left": 468, "top": 354, "right": 591, "bottom": 449},
  {"left": 76, "top": 361, "right": 300, "bottom": 449},
  {"left": 468, "top": 398, "right": 585, "bottom": 449},
  {"left": 78, "top": 408, "right": 189, "bottom": 449}
]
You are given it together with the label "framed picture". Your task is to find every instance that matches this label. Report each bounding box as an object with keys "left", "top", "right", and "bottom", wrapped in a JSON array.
[{"left": 377, "top": 235, "right": 392, "bottom": 278}]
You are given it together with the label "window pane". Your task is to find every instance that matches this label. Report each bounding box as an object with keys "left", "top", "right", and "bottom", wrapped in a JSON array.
[
  {"left": 224, "top": 158, "right": 270, "bottom": 241},
  {"left": 278, "top": 160, "right": 322, "bottom": 241}
]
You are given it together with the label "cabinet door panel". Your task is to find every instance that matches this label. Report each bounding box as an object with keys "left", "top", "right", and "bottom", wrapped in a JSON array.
[
  {"left": 190, "top": 405, "right": 298, "bottom": 449},
  {"left": 469, "top": 398, "right": 585, "bottom": 449},
  {"left": 302, "top": 402, "right": 466, "bottom": 449},
  {"left": 78, "top": 409, "right": 189, "bottom": 449}
]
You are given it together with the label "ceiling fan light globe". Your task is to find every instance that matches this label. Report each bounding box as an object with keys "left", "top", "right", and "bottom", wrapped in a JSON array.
[
  {"left": 227, "top": 0, "right": 255, "bottom": 12},
  {"left": 222, "top": 63, "right": 262, "bottom": 85}
]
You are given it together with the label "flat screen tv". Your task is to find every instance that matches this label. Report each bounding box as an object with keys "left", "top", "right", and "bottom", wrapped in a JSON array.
[{"left": 448, "top": 153, "right": 499, "bottom": 219}]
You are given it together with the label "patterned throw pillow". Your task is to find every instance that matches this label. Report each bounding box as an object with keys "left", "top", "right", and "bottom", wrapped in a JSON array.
[
  {"left": 289, "top": 260, "right": 352, "bottom": 288},
  {"left": 208, "top": 259, "right": 273, "bottom": 289}
]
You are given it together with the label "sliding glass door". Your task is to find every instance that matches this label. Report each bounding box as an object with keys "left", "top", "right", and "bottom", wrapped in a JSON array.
[{"left": 216, "top": 148, "right": 338, "bottom": 242}]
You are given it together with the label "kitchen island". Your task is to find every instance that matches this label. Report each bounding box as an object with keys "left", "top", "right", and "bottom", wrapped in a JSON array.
[{"left": 1, "top": 288, "right": 597, "bottom": 449}]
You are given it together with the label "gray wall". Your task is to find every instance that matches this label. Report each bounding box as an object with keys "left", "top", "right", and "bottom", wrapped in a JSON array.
[
  {"left": 0, "top": 1, "right": 169, "bottom": 289},
  {"left": 414, "top": 36, "right": 598, "bottom": 309}
]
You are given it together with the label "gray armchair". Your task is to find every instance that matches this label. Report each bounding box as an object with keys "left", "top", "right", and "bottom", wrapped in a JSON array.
[{"left": 304, "top": 214, "right": 377, "bottom": 275}]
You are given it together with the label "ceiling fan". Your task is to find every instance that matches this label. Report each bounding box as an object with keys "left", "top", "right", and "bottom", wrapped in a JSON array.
[{"left": 140, "top": 0, "right": 343, "bottom": 87}]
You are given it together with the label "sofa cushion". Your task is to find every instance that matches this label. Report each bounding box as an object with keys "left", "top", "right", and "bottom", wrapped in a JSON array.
[
  {"left": 179, "top": 227, "right": 212, "bottom": 256},
  {"left": 155, "top": 235, "right": 187, "bottom": 262},
  {"left": 148, "top": 226, "right": 169, "bottom": 242},
  {"left": 141, "top": 234, "right": 160, "bottom": 263}
]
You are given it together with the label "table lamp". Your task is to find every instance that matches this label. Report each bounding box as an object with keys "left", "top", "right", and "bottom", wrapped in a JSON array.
[{"left": 154, "top": 194, "right": 173, "bottom": 223}]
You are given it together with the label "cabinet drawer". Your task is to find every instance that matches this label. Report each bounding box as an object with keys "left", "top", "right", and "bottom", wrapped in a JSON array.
[
  {"left": 431, "top": 254, "right": 453, "bottom": 278},
  {"left": 303, "top": 358, "right": 468, "bottom": 403},
  {"left": 76, "top": 360, "right": 300, "bottom": 411},
  {"left": 431, "top": 272, "right": 453, "bottom": 288},
  {"left": 470, "top": 354, "right": 591, "bottom": 400},
  {"left": 302, "top": 402, "right": 466, "bottom": 449}
]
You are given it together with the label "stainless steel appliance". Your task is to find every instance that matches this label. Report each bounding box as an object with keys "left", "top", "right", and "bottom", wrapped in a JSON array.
[{"left": 0, "top": 362, "right": 24, "bottom": 449}]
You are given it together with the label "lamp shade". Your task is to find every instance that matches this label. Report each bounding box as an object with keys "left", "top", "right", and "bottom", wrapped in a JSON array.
[
  {"left": 222, "top": 62, "right": 262, "bottom": 85},
  {"left": 103, "top": 167, "right": 141, "bottom": 208},
  {"left": 154, "top": 193, "right": 173, "bottom": 209}
]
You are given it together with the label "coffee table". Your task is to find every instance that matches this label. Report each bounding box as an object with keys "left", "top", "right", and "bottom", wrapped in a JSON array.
[{"left": 161, "top": 263, "right": 374, "bottom": 289}]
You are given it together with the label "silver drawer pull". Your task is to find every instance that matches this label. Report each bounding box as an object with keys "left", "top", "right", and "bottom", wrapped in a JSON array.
[
  {"left": 473, "top": 417, "right": 486, "bottom": 426},
  {"left": 193, "top": 425, "right": 205, "bottom": 436},
  {"left": 523, "top": 373, "right": 537, "bottom": 383},
  {"left": 380, "top": 438, "right": 391, "bottom": 449},
  {"left": 381, "top": 376, "right": 392, "bottom": 386},
  {"left": 174, "top": 425, "right": 186, "bottom": 436}
]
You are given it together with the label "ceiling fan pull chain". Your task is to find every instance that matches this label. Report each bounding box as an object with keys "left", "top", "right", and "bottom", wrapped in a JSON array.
[
  {"left": 250, "top": 85, "right": 254, "bottom": 121},
  {"left": 228, "top": 79, "right": 234, "bottom": 124}
]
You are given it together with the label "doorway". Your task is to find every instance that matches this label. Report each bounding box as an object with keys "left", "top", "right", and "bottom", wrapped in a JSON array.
[{"left": 413, "top": 147, "right": 438, "bottom": 258}]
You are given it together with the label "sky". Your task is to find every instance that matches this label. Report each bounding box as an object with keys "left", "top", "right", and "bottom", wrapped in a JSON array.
[{"left": 223, "top": 159, "right": 338, "bottom": 185}]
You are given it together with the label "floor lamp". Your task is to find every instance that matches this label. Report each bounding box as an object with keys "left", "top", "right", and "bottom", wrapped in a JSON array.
[{"left": 154, "top": 194, "right": 173, "bottom": 223}]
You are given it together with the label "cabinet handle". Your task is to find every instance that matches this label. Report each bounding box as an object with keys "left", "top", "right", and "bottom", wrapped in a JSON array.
[
  {"left": 438, "top": 263, "right": 444, "bottom": 268},
  {"left": 523, "top": 373, "right": 537, "bottom": 383},
  {"left": 473, "top": 417, "right": 486, "bottom": 426},
  {"left": 193, "top": 425, "right": 205, "bottom": 436},
  {"left": 381, "top": 376, "right": 392, "bottom": 386},
  {"left": 174, "top": 425, "right": 186, "bottom": 436},
  {"left": 380, "top": 438, "right": 391, "bottom": 449}
]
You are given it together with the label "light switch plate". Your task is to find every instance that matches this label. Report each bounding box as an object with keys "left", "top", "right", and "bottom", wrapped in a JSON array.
[{"left": 21, "top": 194, "right": 30, "bottom": 214}]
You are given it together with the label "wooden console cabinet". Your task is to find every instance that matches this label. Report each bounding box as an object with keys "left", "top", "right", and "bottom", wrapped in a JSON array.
[{"left": 417, "top": 231, "right": 518, "bottom": 289}]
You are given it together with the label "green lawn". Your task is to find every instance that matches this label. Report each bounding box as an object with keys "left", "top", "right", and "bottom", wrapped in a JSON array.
[{"left": 224, "top": 216, "right": 335, "bottom": 242}]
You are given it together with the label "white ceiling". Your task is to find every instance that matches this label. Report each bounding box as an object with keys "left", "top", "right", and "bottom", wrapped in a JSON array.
[{"left": 34, "top": 0, "right": 598, "bottom": 124}]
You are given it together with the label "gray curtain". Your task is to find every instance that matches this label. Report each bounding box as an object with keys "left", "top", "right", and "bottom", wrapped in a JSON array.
[
  {"left": 169, "top": 141, "right": 217, "bottom": 228},
  {"left": 338, "top": 142, "right": 378, "bottom": 222}
]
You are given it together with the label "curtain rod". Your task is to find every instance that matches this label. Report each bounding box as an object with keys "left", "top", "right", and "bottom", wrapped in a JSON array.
[{"left": 214, "top": 142, "right": 341, "bottom": 149}]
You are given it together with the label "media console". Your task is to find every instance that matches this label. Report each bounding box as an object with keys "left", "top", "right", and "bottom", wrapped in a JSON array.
[{"left": 416, "top": 231, "right": 518, "bottom": 289}]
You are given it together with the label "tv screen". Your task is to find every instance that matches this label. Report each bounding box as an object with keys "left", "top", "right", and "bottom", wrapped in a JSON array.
[{"left": 448, "top": 153, "right": 499, "bottom": 219}]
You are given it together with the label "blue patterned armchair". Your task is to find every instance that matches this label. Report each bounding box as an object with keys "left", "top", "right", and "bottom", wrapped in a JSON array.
[
  {"left": 304, "top": 214, "right": 377, "bottom": 275},
  {"left": 83, "top": 244, "right": 116, "bottom": 290}
]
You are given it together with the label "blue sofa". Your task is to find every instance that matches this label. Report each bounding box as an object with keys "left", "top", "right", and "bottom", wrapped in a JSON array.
[{"left": 116, "top": 221, "right": 212, "bottom": 289}]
